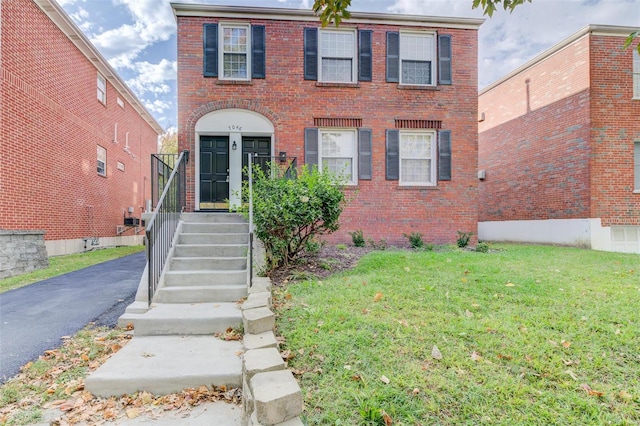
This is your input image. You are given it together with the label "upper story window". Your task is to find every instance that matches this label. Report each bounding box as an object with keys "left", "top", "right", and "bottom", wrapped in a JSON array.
[
  {"left": 203, "top": 23, "right": 265, "bottom": 80},
  {"left": 304, "top": 28, "right": 372, "bottom": 82},
  {"left": 221, "top": 24, "right": 250, "bottom": 80},
  {"left": 97, "top": 145, "right": 107, "bottom": 176},
  {"left": 400, "top": 32, "right": 435, "bottom": 85},
  {"left": 386, "top": 32, "right": 452, "bottom": 86},
  {"left": 97, "top": 73, "right": 106, "bottom": 104},
  {"left": 319, "top": 30, "right": 357, "bottom": 83},
  {"left": 633, "top": 50, "right": 640, "bottom": 99}
]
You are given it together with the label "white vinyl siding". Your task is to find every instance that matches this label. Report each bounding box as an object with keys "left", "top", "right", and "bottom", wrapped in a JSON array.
[
  {"left": 220, "top": 24, "right": 250, "bottom": 80},
  {"left": 319, "top": 30, "right": 357, "bottom": 83},
  {"left": 97, "top": 145, "right": 106, "bottom": 176},
  {"left": 399, "top": 131, "right": 436, "bottom": 185},
  {"left": 320, "top": 130, "right": 357, "bottom": 184},
  {"left": 400, "top": 32, "right": 436, "bottom": 86}
]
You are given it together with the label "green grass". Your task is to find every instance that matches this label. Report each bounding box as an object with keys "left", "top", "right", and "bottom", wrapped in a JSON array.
[
  {"left": 0, "top": 246, "right": 144, "bottom": 294},
  {"left": 275, "top": 244, "right": 640, "bottom": 425}
]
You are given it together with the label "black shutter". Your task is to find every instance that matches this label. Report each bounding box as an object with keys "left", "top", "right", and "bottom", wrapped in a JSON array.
[
  {"left": 438, "top": 130, "right": 452, "bottom": 181},
  {"left": 386, "top": 129, "right": 399, "bottom": 180},
  {"left": 386, "top": 32, "right": 399, "bottom": 83},
  {"left": 438, "top": 34, "right": 452, "bottom": 85},
  {"left": 203, "top": 24, "right": 218, "bottom": 77},
  {"left": 358, "top": 30, "right": 372, "bottom": 82},
  {"left": 358, "top": 128, "right": 372, "bottom": 180},
  {"left": 304, "top": 28, "right": 318, "bottom": 81},
  {"left": 304, "top": 128, "right": 319, "bottom": 168},
  {"left": 252, "top": 25, "right": 266, "bottom": 79}
]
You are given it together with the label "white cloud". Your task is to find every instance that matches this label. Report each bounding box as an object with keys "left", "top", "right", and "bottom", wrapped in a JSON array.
[
  {"left": 90, "top": 0, "right": 176, "bottom": 69},
  {"left": 56, "top": 0, "right": 84, "bottom": 6},
  {"left": 126, "top": 59, "right": 176, "bottom": 96},
  {"left": 145, "top": 99, "right": 172, "bottom": 115},
  {"left": 69, "top": 7, "right": 93, "bottom": 32}
]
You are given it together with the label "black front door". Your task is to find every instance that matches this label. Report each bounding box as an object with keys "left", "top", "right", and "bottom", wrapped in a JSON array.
[
  {"left": 242, "top": 137, "right": 271, "bottom": 179},
  {"left": 200, "top": 136, "right": 229, "bottom": 209}
]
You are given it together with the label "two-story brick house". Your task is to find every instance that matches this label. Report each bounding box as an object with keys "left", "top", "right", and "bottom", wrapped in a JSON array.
[
  {"left": 478, "top": 25, "right": 640, "bottom": 253},
  {"left": 1, "top": 0, "right": 163, "bottom": 263},
  {"left": 173, "top": 4, "right": 483, "bottom": 245}
]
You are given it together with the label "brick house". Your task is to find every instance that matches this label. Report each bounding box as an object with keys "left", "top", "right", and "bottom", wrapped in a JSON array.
[
  {"left": 1, "top": 0, "right": 163, "bottom": 262},
  {"left": 173, "top": 4, "right": 482, "bottom": 245},
  {"left": 478, "top": 25, "right": 640, "bottom": 253}
]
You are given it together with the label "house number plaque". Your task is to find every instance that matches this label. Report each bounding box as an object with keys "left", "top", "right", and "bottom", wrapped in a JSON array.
[{"left": 228, "top": 124, "right": 242, "bottom": 131}]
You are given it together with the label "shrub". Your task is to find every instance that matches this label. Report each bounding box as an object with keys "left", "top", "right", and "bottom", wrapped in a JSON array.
[
  {"left": 476, "top": 242, "right": 490, "bottom": 253},
  {"left": 403, "top": 232, "right": 424, "bottom": 249},
  {"left": 349, "top": 229, "right": 366, "bottom": 247},
  {"left": 456, "top": 231, "right": 473, "bottom": 248},
  {"left": 239, "top": 164, "right": 346, "bottom": 272}
]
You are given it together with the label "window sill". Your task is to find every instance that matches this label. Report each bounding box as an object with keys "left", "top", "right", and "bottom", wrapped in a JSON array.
[
  {"left": 397, "top": 84, "right": 439, "bottom": 91},
  {"left": 397, "top": 185, "right": 438, "bottom": 190},
  {"left": 315, "top": 82, "right": 360, "bottom": 88},
  {"left": 216, "top": 80, "right": 253, "bottom": 86},
  {"left": 633, "top": 190, "right": 640, "bottom": 194}
]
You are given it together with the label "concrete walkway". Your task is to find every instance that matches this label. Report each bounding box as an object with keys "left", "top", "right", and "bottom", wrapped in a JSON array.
[{"left": 0, "top": 252, "right": 145, "bottom": 383}]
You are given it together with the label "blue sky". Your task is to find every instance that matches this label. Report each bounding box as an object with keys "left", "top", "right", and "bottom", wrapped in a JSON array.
[{"left": 58, "top": 0, "right": 640, "bottom": 131}]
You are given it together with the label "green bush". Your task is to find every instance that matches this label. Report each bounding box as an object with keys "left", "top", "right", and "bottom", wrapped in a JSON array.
[
  {"left": 239, "top": 164, "right": 346, "bottom": 272},
  {"left": 403, "top": 231, "right": 424, "bottom": 249},
  {"left": 349, "top": 229, "right": 366, "bottom": 247},
  {"left": 476, "top": 242, "right": 490, "bottom": 253},
  {"left": 456, "top": 231, "right": 473, "bottom": 248}
]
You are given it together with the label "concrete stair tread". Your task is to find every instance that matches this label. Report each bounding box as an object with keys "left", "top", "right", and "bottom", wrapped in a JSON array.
[
  {"left": 145, "top": 302, "right": 242, "bottom": 319},
  {"left": 85, "top": 336, "right": 243, "bottom": 397},
  {"left": 165, "top": 270, "right": 248, "bottom": 276}
]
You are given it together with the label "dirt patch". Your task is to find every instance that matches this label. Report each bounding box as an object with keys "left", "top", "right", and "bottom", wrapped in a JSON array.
[{"left": 268, "top": 245, "right": 375, "bottom": 285}]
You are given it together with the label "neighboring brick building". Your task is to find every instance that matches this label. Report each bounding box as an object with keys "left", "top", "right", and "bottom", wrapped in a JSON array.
[
  {"left": 173, "top": 4, "right": 482, "bottom": 245},
  {"left": 478, "top": 25, "right": 640, "bottom": 253},
  {"left": 1, "top": 0, "right": 163, "bottom": 259}
]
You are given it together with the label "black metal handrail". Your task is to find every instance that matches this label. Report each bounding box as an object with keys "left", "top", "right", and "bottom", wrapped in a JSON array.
[
  {"left": 146, "top": 150, "right": 189, "bottom": 305},
  {"left": 151, "top": 153, "right": 179, "bottom": 209}
]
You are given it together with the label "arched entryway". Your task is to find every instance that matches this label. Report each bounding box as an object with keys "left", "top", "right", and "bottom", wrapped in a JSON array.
[{"left": 194, "top": 109, "right": 274, "bottom": 210}]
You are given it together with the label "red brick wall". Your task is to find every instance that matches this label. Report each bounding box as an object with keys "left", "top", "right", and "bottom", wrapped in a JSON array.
[
  {"left": 0, "top": 0, "right": 159, "bottom": 241},
  {"left": 478, "top": 35, "right": 592, "bottom": 221},
  {"left": 588, "top": 34, "right": 640, "bottom": 226},
  {"left": 177, "top": 16, "right": 479, "bottom": 245},
  {"left": 478, "top": 32, "right": 640, "bottom": 226}
]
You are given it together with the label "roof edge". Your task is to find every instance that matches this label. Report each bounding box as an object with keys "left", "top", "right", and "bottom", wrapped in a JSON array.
[
  {"left": 480, "top": 24, "right": 638, "bottom": 95},
  {"left": 32, "top": 0, "right": 164, "bottom": 135},
  {"left": 170, "top": 3, "right": 484, "bottom": 30}
]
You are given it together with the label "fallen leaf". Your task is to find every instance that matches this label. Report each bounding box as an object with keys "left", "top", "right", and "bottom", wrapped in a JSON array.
[
  {"left": 280, "top": 350, "right": 294, "bottom": 360},
  {"left": 505, "top": 282, "right": 515, "bottom": 287},
  {"left": 497, "top": 353, "right": 513, "bottom": 361},
  {"left": 374, "top": 292, "right": 383, "bottom": 302},
  {"left": 580, "top": 383, "right": 603, "bottom": 396},
  {"left": 412, "top": 388, "right": 421, "bottom": 395},
  {"left": 471, "top": 351, "right": 482, "bottom": 361},
  {"left": 351, "top": 375, "right": 361, "bottom": 381},
  {"left": 298, "top": 348, "right": 305, "bottom": 355},
  {"left": 382, "top": 411, "right": 393, "bottom": 425},
  {"left": 565, "top": 370, "right": 578, "bottom": 380},
  {"left": 561, "top": 341, "right": 571, "bottom": 348},
  {"left": 431, "top": 345, "right": 443, "bottom": 360},
  {"left": 404, "top": 267, "right": 410, "bottom": 272},
  {"left": 126, "top": 408, "right": 141, "bottom": 419},
  {"left": 344, "top": 365, "right": 352, "bottom": 370},
  {"left": 362, "top": 308, "right": 370, "bottom": 314},
  {"left": 618, "top": 390, "right": 633, "bottom": 401},
  {"left": 465, "top": 310, "right": 473, "bottom": 318},
  {"left": 380, "top": 375, "right": 390, "bottom": 384}
]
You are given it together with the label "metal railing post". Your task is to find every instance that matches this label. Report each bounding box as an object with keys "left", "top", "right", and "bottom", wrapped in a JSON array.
[{"left": 248, "top": 152, "right": 254, "bottom": 288}]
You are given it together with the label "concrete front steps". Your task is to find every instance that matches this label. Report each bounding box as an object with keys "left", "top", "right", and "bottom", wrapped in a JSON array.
[{"left": 86, "top": 212, "right": 249, "bottom": 399}]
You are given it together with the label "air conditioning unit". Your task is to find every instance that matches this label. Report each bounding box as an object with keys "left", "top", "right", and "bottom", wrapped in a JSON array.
[{"left": 124, "top": 217, "right": 140, "bottom": 226}]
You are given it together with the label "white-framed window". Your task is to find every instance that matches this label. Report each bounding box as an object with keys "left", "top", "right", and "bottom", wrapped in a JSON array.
[
  {"left": 320, "top": 129, "right": 357, "bottom": 185},
  {"left": 97, "top": 73, "right": 106, "bottom": 104},
  {"left": 399, "top": 130, "right": 437, "bottom": 185},
  {"left": 117, "top": 96, "right": 125, "bottom": 109},
  {"left": 634, "top": 140, "right": 640, "bottom": 191},
  {"left": 400, "top": 31, "right": 436, "bottom": 86},
  {"left": 97, "top": 145, "right": 107, "bottom": 176},
  {"left": 319, "top": 29, "right": 357, "bottom": 83},
  {"left": 220, "top": 23, "right": 250, "bottom": 80},
  {"left": 633, "top": 49, "right": 640, "bottom": 99}
]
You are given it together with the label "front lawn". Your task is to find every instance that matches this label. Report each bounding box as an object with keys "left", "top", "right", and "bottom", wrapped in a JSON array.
[{"left": 275, "top": 244, "right": 640, "bottom": 425}]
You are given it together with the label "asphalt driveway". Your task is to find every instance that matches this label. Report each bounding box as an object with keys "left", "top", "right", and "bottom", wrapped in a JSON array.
[{"left": 0, "top": 251, "right": 146, "bottom": 383}]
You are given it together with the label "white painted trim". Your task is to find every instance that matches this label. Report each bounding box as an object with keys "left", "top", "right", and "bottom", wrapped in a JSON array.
[{"left": 171, "top": 4, "right": 484, "bottom": 30}]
